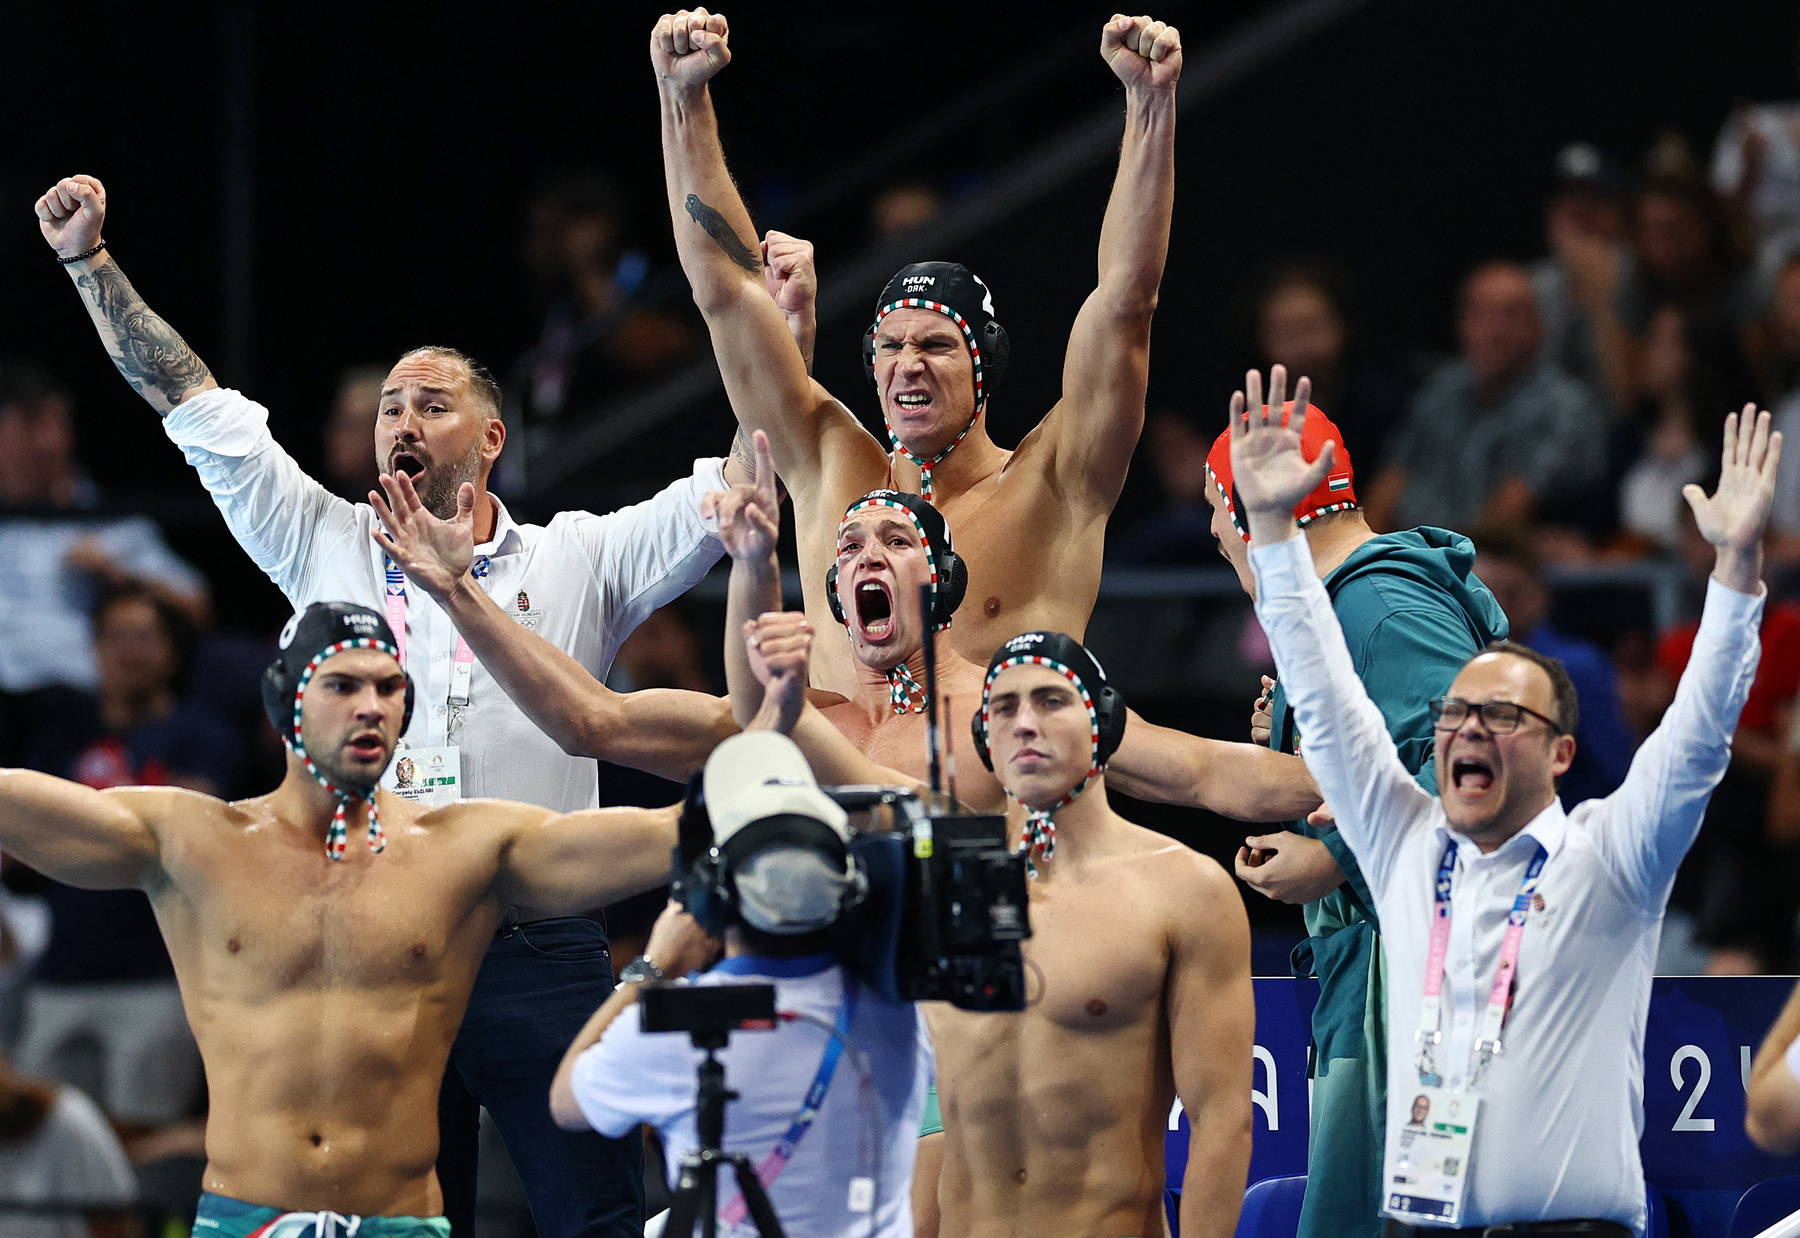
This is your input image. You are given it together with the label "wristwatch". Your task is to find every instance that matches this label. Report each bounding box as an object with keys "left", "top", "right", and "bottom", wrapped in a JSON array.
[{"left": 618, "top": 957, "right": 667, "bottom": 987}]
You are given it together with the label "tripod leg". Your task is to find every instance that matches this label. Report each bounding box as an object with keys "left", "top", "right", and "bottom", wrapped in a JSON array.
[
  {"left": 664, "top": 1157, "right": 704, "bottom": 1237},
  {"left": 699, "top": 1161, "right": 718, "bottom": 1238},
  {"left": 729, "top": 1156, "right": 788, "bottom": 1238}
]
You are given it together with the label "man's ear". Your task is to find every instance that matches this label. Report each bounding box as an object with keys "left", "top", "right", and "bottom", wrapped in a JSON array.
[
  {"left": 483, "top": 415, "right": 507, "bottom": 463},
  {"left": 1551, "top": 732, "right": 1577, "bottom": 779}
]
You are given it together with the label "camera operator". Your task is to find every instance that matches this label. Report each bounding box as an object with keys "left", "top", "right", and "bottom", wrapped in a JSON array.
[{"left": 549, "top": 730, "right": 933, "bottom": 1238}]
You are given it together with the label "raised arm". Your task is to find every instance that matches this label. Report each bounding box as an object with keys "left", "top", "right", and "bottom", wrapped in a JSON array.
[
  {"left": 1043, "top": 17, "right": 1180, "bottom": 510},
  {"left": 1237, "top": 368, "right": 1438, "bottom": 894},
  {"left": 1603, "top": 407, "right": 1777, "bottom": 902},
  {"left": 1168, "top": 854, "right": 1254, "bottom": 1238},
  {"left": 1748, "top": 978, "right": 1800, "bottom": 1154},
  {"left": 0, "top": 771, "right": 163, "bottom": 890},
  {"left": 36, "top": 177, "right": 217, "bottom": 414},
  {"left": 372, "top": 472, "right": 736, "bottom": 778},
  {"left": 651, "top": 11, "right": 876, "bottom": 498},
  {"left": 1108, "top": 712, "right": 1320, "bottom": 821},
  {"left": 710, "top": 431, "right": 787, "bottom": 726}
]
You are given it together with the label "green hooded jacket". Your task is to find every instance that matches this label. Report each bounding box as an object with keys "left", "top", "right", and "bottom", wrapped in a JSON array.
[{"left": 1266, "top": 527, "right": 1506, "bottom": 1238}]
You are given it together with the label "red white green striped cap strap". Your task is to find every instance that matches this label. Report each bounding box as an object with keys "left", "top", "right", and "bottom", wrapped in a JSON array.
[
  {"left": 289, "top": 637, "right": 393, "bottom": 861},
  {"left": 838, "top": 495, "right": 951, "bottom": 632},
  {"left": 875, "top": 298, "right": 986, "bottom": 502}
]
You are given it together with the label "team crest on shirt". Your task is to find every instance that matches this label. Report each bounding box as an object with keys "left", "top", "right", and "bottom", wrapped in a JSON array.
[{"left": 511, "top": 589, "right": 545, "bottom": 631}]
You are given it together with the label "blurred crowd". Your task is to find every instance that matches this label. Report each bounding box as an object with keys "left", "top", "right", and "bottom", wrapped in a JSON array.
[{"left": 7, "top": 97, "right": 1800, "bottom": 1230}]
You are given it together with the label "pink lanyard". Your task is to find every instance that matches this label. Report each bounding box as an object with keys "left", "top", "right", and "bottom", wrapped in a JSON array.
[
  {"left": 1416, "top": 837, "right": 1547, "bottom": 1089},
  {"left": 384, "top": 554, "right": 489, "bottom": 708}
]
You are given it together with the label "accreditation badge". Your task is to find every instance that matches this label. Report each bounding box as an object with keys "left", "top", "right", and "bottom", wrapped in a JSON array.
[
  {"left": 1382, "top": 1085, "right": 1480, "bottom": 1227},
  {"left": 381, "top": 744, "right": 462, "bottom": 807}
]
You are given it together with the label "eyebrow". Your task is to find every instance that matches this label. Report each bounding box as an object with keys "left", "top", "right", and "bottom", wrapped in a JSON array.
[
  {"left": 380, "top": 385, "right": 458, "bottom": 399},
  {"left": 838, "top": 516, "right": 915, "bottom": 544}
]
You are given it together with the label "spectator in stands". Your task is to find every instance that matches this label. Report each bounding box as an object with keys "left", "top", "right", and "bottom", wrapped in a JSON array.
[
  {"left": 13, "top": 582, "right": 233, "bottom": 1147},
  {"left": 1615, "top": 160, "right": 1759, "bottom": 341},
  {"left": 1762, "top": 255, "right": 1800, "bottom": 569},
  {"left": 0, "top": 365, "right": 209, "bottom": 695},
  {"left": 1713, "top": 72, "right": 1800, "bottom": 289},
  {"left": 321, "top": 364, "right": 387, "bottom": 502},
  {"left": 1253, "top": 262, "right": 1404, "bottom": 473},
  {"left": 870, "top": 176, "right": 944, "bottom": 241},
  {"left": 1470, "top": 526, "right": 1635, "bottom": 804},
  {"left": 1365, "top": 260, "right": 1607, "bottom": 535},
  {"left": 0, "top": 1053, "right": 137, "bottom": 1238},
  {"left": 1617, "top": 304, "right": 1760, "bottom": 553},
  {"left": 1659, "top": 504, "right": 1800, "bottom": 972},
  {"left": 1531, "top": 142, "right": 1637, "bottom": 410},
  {"left": 512, "top": 169, "right": 695, "bottom": 435}
]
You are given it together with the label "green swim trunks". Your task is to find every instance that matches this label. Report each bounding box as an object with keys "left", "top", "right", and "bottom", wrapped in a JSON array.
[
  {"left": 920, "top": 1083, "right": 942, "bottom": 1137},
  {"left": 192, "top": 1193, "right": 452, "bottom": 1238}
]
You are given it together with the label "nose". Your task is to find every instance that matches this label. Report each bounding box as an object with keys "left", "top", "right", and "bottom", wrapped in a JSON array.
[
  {"left": 392, "top": 406, "right": 420, "bottom": 441},
  {"left": 352, "top": 688, "right": 387, "bottom": 723}
]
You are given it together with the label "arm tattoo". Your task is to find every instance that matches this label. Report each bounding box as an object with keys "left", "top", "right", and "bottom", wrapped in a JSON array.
[
  {"left": 685, "top": 194, "right": 761, "bottom": 273},
  {"left": 730, "top": 427, "right": 758, "bottom": 482},
  {"left": 72, "top": 262, "right": 212, "bottom": 408}
]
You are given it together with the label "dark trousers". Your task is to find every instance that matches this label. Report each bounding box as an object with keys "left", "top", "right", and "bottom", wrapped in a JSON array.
[{"left": 437, "top": 918, "right": 645, "bottom": 1238}]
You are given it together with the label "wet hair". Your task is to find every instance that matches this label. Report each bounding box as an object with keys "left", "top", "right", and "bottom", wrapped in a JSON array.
[
  {"left": 392, "top": 346, "right": 504, "bottom": 420},
  {"left": 92, "top": 580, "right": 198, "bottom": 688},
  {"left": 1475, "top": 640, "right": 1579, "bottom": 735}
]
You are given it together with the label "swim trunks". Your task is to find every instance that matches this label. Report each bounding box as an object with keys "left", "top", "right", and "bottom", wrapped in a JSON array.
[
  {"left": 191, "top": 1193, "right": 452, "bottom": 1238},
  {"left": 919, "top": 1083, "right": 942, "bottom": 1137}
]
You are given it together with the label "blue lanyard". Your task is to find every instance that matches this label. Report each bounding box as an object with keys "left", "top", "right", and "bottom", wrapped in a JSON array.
[{"left": 721, "top": 977, "right": 859, "bottom": 1224}]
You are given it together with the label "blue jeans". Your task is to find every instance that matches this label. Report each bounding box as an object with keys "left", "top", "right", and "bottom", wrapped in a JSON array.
[{"left": 437, "top": 918, "right": 644, "bottom": 1238}]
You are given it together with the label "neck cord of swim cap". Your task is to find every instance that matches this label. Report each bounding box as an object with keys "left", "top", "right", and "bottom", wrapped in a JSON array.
[
  {"left": 889, "top": 415, "right": 975, "bottom": 504},
  {"left": 886, "top": 660, "right": 929, "bottom": 716},
  {"left": 291, "top": 640, "right": 391, "bottom": 862}
]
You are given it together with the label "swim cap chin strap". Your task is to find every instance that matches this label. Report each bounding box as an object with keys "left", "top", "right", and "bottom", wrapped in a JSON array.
[
  {"left": 838, "top": 495, "right": 953, "bottom": 716},
  {"left": 981, "top": 654, "right": 1104, "bottom": 878},
  {"left": 290, "top": 638, "right": 392, "bottom": 861},
  {"left": 876, "top": 298, "right": 987, "bottom": 503}
]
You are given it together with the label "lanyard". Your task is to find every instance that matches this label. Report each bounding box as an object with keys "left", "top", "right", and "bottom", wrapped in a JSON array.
[
  {"left": 1416, "top": 837, "right": 1547, "bottom": 1090},
  {"left": 384, "top": 554, "right": 490, "bottom": 710},
  {"left": 720, "top": 978, "right": 859, "bottom": 1226}
]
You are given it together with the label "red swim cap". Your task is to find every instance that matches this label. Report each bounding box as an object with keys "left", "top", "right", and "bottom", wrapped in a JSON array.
[{"left": 1204, "top": 402, "right": 1357, "bottom": 542}]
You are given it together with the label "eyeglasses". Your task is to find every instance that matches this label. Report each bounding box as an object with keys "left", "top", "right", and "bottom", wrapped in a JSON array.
[{"left": 1429, "top": 697, "right": 1562, "bottom": 735}]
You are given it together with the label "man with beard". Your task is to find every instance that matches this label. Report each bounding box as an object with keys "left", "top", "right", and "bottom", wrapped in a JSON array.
[
  {"left": 0, "top": 600, "right": 727, "bottom": 1231},
  {"left": 36, "top": 175, "right": 746, "bottom": 1238},
  {"left": 652, "top": 9, "right": 1181, "bottom": 694}
]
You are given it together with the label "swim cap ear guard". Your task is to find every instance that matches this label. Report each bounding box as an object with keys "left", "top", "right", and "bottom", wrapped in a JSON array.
[
  {"left": 969, "top": 632, "right": 1126, "bottom": 776},
  {"left": 826, "top": 490, "right": 968, "bottom": 630},
  {"left": 260, "top": 601, "right": 416, "bottom": 860},
  {"left": 861, "top": 261, "right": 1010, "bottom": 404}
]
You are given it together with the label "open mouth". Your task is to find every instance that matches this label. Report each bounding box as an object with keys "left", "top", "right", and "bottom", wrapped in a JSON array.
[
  {"left": 855, "top": 580, "right": 894, "bottom": 640},
  {"left": 893, "top": 392, "right": 931, "bottom": 414},
  {"left": 347, "top": 732, "right": 387, "bottom": 762},
  {"left": 389, "top": 450, "right": 426, "bottom": 480},
  {"left": 1451, "top": 756, "right": 1495, "bottom": 794}
]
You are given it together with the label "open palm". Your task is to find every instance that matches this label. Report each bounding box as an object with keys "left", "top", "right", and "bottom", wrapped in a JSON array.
[
  {"left": 1684, "top": 405, "right": 1783, "bottom": 553},
  {"left": 1227, "top": 365, "right": 1332, "bottom": 525},
  {"left": 370, "top": 471, "right": 476, "bottom": 598}
]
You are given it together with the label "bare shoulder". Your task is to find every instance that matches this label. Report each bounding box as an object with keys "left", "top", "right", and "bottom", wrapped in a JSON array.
[
  {"left": 125, "top": 785, "right": 250, "bottom": 835},
  {"left": 425, "top": 796, "right": 550, "bottom": 838},
  {"left": 1114, "top": 821, "right": 1238, "bottom": 908}
]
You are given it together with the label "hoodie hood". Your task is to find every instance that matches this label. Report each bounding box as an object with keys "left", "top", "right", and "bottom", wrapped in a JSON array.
[{"left": 1324, "top": 526, "right": 1509, "bottom": 649}]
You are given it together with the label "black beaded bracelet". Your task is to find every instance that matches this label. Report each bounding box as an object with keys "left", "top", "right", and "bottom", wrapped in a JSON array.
[{"left": 55, "top": 240, "right": 106, "bottom": 266}]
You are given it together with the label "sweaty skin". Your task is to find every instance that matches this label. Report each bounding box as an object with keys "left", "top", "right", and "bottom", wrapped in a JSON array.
[
  {"left": 653, "top": 10, "right": 1179, "bottom": 694},
  {"left": 0, "top": 651, "right": 679, "bottom": 1216}
]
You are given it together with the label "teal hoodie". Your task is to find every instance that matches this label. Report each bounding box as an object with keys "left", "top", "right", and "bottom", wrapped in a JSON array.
[{"left": 1265, "top": 527, "right": 1506, "bottom": 1238}]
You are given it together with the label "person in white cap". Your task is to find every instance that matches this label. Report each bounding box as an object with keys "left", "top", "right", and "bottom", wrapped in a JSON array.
[{"left": 550, "top": 731, "right": 932, "bottom": 1238}]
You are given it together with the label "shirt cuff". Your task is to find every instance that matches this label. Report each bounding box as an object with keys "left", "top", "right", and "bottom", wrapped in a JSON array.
[
  {"left": 161, "top": 387, "right": 272, "bottom": 457},
  {"left": 1247, "top": 533, "right": 1316, "bottom": 600},
  {"left": 693, "top": 457, "right": 727, "bottom": 537},
  {"left": 1698, "top": 574, "right": 1767, "bottom": 641}
]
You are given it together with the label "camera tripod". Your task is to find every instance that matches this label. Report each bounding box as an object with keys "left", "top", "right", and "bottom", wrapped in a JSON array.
[{"left": 662, "top": 1030, "right": 787, "bottom": 1238}]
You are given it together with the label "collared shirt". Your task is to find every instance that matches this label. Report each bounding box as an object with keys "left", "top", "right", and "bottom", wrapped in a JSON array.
[
  {"left": 162, "top": 387, "right": 726, "bottom": 812},
  {"left": 1251, "top": 534, "right": 1762, "bottom": 1235},
  {"left": 572, "top": 954, "right": 932, "bottom": 1238},
  {"left": 1386, "top": 358, "right": 1607, "bottom": 531}
]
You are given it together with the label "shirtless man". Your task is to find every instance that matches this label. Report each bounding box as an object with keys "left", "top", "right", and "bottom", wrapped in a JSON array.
[
  {"left": 0, "top": 600, "right": 750, "bottom": 1229},
  {"left": 652, "top": 9, "right": 1181, "bottom": 694},
  {"left": 707, "top": 438, "right": 1257, "bottom": 1237}
]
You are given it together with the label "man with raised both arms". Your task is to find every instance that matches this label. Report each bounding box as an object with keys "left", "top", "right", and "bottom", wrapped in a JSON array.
[
  {"left": 0, "top": 600, "right": 796, "bottom": 1234},
  {"left": 651, "top": 9, "right": 1180, "bottom": 695},
  {"left": 34, "top": 173, "right": 753, "bottom": 1237},
  {"left": 1232, "top": 379, "right": 1779, "bottom": 1234}
]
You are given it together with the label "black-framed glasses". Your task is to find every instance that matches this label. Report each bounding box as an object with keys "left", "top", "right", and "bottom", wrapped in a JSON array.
[{"left": 1429, "top": 696, "right": 1562, "bottom": 735}]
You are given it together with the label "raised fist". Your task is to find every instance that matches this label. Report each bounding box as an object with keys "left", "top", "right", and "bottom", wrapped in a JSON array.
[
  {"left": 652, "top": 9, "right": 731, "bottom": 90},
  {"left": 761, "top": 231, "right": 817, "bottom": 320},
  {"left": 1101, "top": 14, "right": 1182, "bottom": 92},
  {"left": 35, "top": 175, "right": 107, "bottom": 259}
]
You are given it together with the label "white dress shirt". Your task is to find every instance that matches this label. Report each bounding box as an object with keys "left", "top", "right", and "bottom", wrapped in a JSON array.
[
  {"left": 163, "top": 387, "right": 726, "bottom": 812},
  {"left": 1250, "top": 533, "right": 1762, "bottom": 1235}
]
